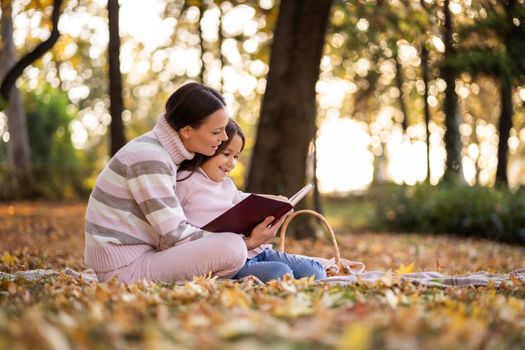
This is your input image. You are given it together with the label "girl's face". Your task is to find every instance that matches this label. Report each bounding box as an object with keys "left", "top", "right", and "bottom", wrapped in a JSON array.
[
  {"left": 178, "top": 108, "right": 229, "bottom": 156},
  {"left": 201, "top": 134, "right": 244, "bottom": 182}
]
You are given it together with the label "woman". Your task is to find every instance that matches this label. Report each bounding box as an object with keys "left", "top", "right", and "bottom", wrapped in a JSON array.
[{"left": 84, "top": 82, "right": 285, "bottom": 282}]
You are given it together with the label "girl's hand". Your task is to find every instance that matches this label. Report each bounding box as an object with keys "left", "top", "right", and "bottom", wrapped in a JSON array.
[{"left": 244, "top": 214, "right": 289, "bottom": 250}]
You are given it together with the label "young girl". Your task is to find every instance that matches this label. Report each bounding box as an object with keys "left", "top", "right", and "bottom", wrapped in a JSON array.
[{"left": 176, "top": 120, "right": 326, "bottom": 282}]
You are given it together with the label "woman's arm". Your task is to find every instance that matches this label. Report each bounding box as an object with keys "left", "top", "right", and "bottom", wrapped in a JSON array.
[{"left": 125, "top": 154, "right": 212, "bottom": 250}]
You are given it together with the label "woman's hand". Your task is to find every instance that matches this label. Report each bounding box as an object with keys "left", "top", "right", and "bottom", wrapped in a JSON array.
[{"left": 244, "top": 214, "right": 289, "bottom": 250}]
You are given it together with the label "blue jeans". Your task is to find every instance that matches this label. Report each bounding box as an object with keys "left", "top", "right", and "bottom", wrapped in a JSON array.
[{"left": 233, "top": 249, "right": 326, "bottom": 282}]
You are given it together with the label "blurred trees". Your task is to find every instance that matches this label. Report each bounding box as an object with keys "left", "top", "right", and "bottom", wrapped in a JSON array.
[
  {"left": 0, "top": 0, "right": 524, "bottom": 202},
  {"left": 24, "top": 84, "right": 84, "bottom": 198},
  {"left": 450, "top": 0, "right": 525, "bottom": 186}
]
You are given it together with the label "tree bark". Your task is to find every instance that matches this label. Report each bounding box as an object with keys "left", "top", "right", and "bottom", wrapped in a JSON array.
[
  {"left": 247, "top": 0, "right": 332, "bottom": 194},
  {"left": 108, "top": 0, "right": 126, "bottom": 156},
  {"left": 312, "top": 131, "right": 323, "bottom": 214},
  {"left": 421, "top": 45, "right": 431, "bottom": 183},
  {"left": 198, "top": 0, "right": 206, "bottom": 84},
  {"left": 217, "top": 4, "right": 224, "bottom": 94},
  {"left": 495, "top": 78, "right": 513, "bottom": 186},
  {"left": 246, "top": 0, "right": 332, "bottom": 238},
  {"left": 0, "top": 0, "right": 63, "bottom": 110},
  {"left": 394, "top": 50, "right": 409, "bottom": 131},
  {"left": 442, "top": 0, "right": 463, "bottom": 183},
  {"left": 0, "top": 0, "right": 33, "bottom": 198},
  {"left": 495, "top": 0, "right": 518, "bottom": 187}
]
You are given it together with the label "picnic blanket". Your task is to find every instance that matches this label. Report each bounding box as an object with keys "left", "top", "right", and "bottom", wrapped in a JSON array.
[{"left": 1, "top": 264, "right": 524, "bottom": 288}]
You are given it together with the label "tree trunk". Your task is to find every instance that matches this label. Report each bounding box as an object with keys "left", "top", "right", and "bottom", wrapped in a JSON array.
[
  {"left": 218, "top": 4, "right": 224, "bottom": 93},
  {"left": 0, "top": 0, "right": 33, "bottom": 198},
  {"left": 198, "top": 0, "right": 206, "bottom": 84},
  {"left": 246, "top": 0, "right": 332, "bottom": 238},
  {"left": 421, "top": 45, "right": 431, "bottom": 183},
  {"left": 247, "top": 0, "right": 332, "bottom": 195},
  {"left": 442, "top": 0, "right": 463, "bottom": 183},
  {"left": 495, "top": 78, "right": 513, "bottom": 186},
  {"left": 312, "top": 131, "right": 323, "bottom": 214},
  {"left": 495, "top": 0, "right": 519, "bottom": 187},
  {"left": 394, "top": 50, "right": 409, "bottom": 131},
  {"left": 108, "top": 0, "right": 126, "bottom": 156}
]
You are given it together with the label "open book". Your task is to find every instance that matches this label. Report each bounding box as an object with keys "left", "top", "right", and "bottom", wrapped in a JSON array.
[{"left": 201, "top": 183, "right": 314, "bottom": 235}]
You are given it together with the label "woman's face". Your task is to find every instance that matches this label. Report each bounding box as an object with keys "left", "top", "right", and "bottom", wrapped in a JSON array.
[
  {"left": 201, "top": 134, "right": 243, "bottom": 182},
  {"left": 179, "top": 108, "right": 229, "bottom": 156}
]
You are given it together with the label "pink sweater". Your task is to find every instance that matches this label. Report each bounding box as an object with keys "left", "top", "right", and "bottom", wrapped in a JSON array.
[
  {"left": 176, "top": 168, "right": 270, "bottom": 258},
  {"left": 84, "top": 115, "right": 215, "bottom": 272}
]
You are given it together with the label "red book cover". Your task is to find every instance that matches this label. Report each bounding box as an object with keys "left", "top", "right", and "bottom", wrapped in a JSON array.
[{"left": 200, "top": 184, "right": 313, "bottom": 236}]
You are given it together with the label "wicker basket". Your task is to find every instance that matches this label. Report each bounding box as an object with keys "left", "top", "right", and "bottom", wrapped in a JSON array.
[{"left": 279, "top": 209, "right": 365, "bottom": 276}]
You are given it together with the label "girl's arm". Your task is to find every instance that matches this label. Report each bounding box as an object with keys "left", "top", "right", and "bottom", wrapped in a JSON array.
[{"left": 243, "top": 214, "right": 288, "bottom": 250}]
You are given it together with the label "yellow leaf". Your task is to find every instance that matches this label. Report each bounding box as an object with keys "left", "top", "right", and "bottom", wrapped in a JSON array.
[
  {"left": 508, "top": 296, "right": 524, "bottom": 311},
  {"left": 338, "top": 322, "right": 372, "bottom": 350},
  {"left": 1, "top": 252, "right": 16, "bottom": 266},
  {"left": 510, "top": 274, "right": 524, "bottom": 287},
  {"left": 220, "top": 286, "right": 252, "bottom": 308},
  {"left": 395, "top": 262, "right": 415, "bottom": 276}
]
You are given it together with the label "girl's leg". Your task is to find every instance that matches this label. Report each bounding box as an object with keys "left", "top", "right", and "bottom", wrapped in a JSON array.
[
  {"left": 102, "top": 233, "right": 247, "bottom": 283},
  {"left": 233, "top": 261, "right": 293, "bottom": 282},
  {"left": 258, "top": 249, "right": 327, "bottom": 280}
]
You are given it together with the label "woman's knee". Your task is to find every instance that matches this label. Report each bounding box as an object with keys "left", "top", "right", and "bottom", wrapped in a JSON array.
[{"left": 215, "top": 233, "right": 248, "bottom": 269}]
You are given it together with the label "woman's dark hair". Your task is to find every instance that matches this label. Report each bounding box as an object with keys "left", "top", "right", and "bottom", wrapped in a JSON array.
[
  {"left": 165, "top": 82, "right": 226, "bottom": 130},
  {"left": 178, "top": 119, "right": 245, "bottom": 181}
]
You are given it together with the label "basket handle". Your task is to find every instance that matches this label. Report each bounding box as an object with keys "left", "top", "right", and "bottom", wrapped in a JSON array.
[{"left": 278, "top": 209, "right": 341, "bottom": 266}]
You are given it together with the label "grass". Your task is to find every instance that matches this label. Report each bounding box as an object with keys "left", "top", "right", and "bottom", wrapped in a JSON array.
[{"left": 322, "top": 195, "right": 376, "bottom": 232}]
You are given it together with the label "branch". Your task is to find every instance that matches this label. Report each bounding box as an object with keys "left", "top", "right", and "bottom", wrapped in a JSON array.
[{"left": 0, "top": 0, "right": 64, "bottom": 110}]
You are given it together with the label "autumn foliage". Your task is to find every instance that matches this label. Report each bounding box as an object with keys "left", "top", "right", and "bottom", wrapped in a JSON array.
[{"left": 1, "top": 202, "right": 525, "bottom": 349}]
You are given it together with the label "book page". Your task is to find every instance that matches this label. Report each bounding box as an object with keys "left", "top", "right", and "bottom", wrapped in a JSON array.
[
  {"left": 289, "top": 183, "right": 313, "bottom": 206},
  {"left": 257, "top": 194, "right": 288, "bottom": 202}
]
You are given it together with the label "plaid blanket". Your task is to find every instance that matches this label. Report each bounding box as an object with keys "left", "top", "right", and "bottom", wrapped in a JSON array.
[{"left": 1, "top": 266, "right": 524, "bottom": 288}]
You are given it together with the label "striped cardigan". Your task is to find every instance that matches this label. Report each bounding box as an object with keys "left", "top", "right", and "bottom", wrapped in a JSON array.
[{"left": 84, "top": 115, "right": 212, "bottom": 272}]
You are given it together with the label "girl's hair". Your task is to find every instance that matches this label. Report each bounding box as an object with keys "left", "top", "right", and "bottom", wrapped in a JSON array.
[
  {"left": 178, "top": 119, "right": 245, "bottom": 181},
  {"left": 165, "top": 82, "right": 226, "bottom": 130}
]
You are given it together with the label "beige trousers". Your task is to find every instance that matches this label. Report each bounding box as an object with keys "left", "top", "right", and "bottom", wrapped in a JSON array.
[{"left": 96, "top": 233, "right": 247, "bottom": 283}]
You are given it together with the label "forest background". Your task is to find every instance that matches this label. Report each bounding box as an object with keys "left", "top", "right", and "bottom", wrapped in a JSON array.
[{"left": 1, "top": 0, "right": 525, "bottom": 242}]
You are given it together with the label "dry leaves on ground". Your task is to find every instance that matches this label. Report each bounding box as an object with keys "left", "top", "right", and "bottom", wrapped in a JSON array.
[{"left": 1, "top": 202, "right": 525, "bottom": 349}]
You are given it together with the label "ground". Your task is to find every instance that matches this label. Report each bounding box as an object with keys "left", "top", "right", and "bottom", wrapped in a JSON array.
[{"left": 1, "top": 202, "right": 525, "bottom": 349}]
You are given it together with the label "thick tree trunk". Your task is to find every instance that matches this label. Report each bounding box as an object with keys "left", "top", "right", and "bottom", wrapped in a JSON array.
[
  {"left": 108, "top": 0, "right": 126, "bottom": 156},
  {"left": 442, "top": 0, "right": 463, "bottom": 183},
  {"left": 247, "top": 0, "right": 332, "bottom": 195},
  {"left": 421, "top": 46, "right": 431, "bottom": 183},
  {"left": 246, "top": 0, "right": 332, "bottom": 238},
  {"left": 495, "top": 78, "right": 513, "bottom": 186},
  {"left": 0, "top": 1, "right": 33, "bottom": 198}
]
